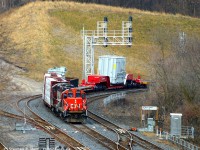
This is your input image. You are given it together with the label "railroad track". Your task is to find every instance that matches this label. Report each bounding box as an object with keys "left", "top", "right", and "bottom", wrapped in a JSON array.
[
  {"left": 16, "top": 95, "right": 89, "bottom": 150},
  {"left": 87, "top": 90, "right": 163, "bottom": 150},
  {"left": 0, "top": 142, "right": 7, "bottom": 150},
  {"left": 0, "top": 88, "right": 164, "bottom": 149},
  {"left": 71, "top": 123, "right": 128, "bottom": 150},
  {"left": 86, "top": 94, "right": 134, "bottom": 149},
  {"left": 88, "top": 111, "right": 163, "bottom": 149}
]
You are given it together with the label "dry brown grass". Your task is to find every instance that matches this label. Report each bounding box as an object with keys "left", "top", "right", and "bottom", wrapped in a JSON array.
[{"left": 0, "top": 1, "right": 200, "bottom": 81}]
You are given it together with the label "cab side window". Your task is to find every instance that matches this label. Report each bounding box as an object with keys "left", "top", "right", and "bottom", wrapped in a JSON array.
[
  {"left": 68, "top": 93, "right": 73, "bottom": 97},
  {"left": 76, "top": 93, "right": 81, "bottom": 97},
  {"left": 82, "top": 94, "right": 86, "bottom": 99},
  {"left": 63, "top": 94, "right": 67, "bottom": 99}
]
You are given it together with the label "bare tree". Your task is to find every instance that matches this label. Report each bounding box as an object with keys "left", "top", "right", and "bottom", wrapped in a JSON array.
[{"left": 150, "top": 29, "right": 200, "bottom": 142}]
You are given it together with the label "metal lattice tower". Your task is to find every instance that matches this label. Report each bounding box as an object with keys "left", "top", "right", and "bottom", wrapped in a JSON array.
[{"left": 82, "top": 16, "right": 133, "bottom": 80}]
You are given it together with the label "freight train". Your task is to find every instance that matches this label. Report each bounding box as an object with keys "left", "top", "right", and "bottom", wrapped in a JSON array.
[
  {"left": 80, "top": 55, "right": 148, "bottom": 90},
  {"left": 42, "top": 55, "right": 147, "bottom": 122},
  {"left": 42, "top": 71, "right": 87, "bottom": 123}
]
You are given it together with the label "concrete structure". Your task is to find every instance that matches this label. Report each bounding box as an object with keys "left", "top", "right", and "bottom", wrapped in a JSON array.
[{"left": 170, "top": 113, "right": 182, "bottom": 136}]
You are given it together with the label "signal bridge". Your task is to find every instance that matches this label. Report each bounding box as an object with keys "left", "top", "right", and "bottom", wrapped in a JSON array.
[{"left": 81, "top": 16, "right": 133, "bottom": 79}]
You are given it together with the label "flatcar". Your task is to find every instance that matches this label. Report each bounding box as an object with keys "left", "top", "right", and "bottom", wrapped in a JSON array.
[{"left": 79, "top": 55, "right": 148, "bottom": 90}]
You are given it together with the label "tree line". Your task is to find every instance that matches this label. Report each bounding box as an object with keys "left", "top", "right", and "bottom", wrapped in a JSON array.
[
  {"left": 0, "top": 0, "right": 34, "bottom": 13},
  {"left": 1, "top": 0, "right": 200, "bottom": 17},
  {"left": 75, "top": 0, "right": 200, "bottom": 17}
]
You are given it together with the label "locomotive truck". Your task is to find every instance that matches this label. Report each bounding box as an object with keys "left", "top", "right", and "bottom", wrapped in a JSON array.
[{"left": 42, "top": 72, "right": 87, "bottom": 123}]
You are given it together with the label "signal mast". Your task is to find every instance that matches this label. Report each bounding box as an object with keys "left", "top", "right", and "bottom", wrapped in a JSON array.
[{"left": 81, "top": 16, "right": 133, "bottom": 80}]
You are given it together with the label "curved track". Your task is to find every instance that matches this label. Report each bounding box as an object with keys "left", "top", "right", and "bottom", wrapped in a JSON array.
[
  {"left": 86, "top": 89, "right": 163, "bottom": 149},
  {"left": 1, "top": 89, "right": 164, "bottom": 149},
  {"left": 88, "top": 111, "right": 162, "bottom": 150},
  {"left": 16, "top": 95, "right": 88, "bottom": 150},
  {"left": 71, "top": 123, "right": 127, "bottom": 150}
]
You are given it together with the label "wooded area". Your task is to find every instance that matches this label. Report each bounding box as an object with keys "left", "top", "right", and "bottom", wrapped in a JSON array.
[
  {"left": 150, "top": 31, "right": 200, "bottom": 143},
  {"left": 0, "top": 0, "right": 28, "bottom": 12},
  {"left": 75, "top": 0, "right": 200, "bottom": 17},
  {"left": 1, "top": 0, "right": 200, "bottom": 17}
]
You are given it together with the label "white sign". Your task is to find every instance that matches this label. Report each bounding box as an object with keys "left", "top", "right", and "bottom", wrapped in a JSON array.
[{"left": 142, "top": 106, "right": 158, "bottom": 110}]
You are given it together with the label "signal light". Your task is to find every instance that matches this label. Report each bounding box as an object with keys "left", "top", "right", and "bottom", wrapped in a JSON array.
[
  {"left": 129, "top": 16, "right": 132, "bottom": 33},
  {"left": 104, "top": 17, "right": 108, "bottom": 22},
  {"left": 104, "top": 37, "right": 108, "bottom": 47},
  {"left": 129, "top": 16, "right": 132, "bottom": 21},
  {"left": 103, "top": 16, "right": 108, "bottom": 47}
]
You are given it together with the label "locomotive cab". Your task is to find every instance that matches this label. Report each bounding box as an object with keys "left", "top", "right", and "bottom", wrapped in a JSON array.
[
  {"left": 43, "top": 72, "right": 87, "bottom": 123},
  {"left": 59, "top": 88, "right": 87, "bottom": 123}
]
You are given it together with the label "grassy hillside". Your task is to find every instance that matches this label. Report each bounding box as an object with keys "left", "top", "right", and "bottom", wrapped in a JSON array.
[{"left": 0, "top": 1, "right": 200, "bottom": 81}]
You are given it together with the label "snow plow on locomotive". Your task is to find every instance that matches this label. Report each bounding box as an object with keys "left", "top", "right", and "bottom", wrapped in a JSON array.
[{"left": 42, "top": 72, "right": 87, "bottom": 123}]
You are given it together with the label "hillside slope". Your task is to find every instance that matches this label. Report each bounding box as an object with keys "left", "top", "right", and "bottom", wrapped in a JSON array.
[{"left": 0, "top": 1, "right": 200, "bottom": 81}]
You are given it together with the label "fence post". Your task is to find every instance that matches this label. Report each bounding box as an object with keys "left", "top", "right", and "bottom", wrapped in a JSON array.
[
  {"left": 159, "top": 128, "right": 163, "bottom": 139},
  {"left": 156, "top": 127, "right": 159, "bottom": 137},
  {"left": 166, "top": 132, "right": 168, "bottom": 140}
]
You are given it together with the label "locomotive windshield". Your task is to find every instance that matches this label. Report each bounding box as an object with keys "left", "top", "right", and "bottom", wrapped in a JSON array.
[
  {"left": 68, "top": 93, "right": 73, "bottom": 97},
  {"left": 76, "top": 93, "right": 81, "bottom": 97}
]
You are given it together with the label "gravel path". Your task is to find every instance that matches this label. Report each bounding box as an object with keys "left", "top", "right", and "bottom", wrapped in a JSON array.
[{"left": 0, "top": 115, "right": 64, "bottom": 149}]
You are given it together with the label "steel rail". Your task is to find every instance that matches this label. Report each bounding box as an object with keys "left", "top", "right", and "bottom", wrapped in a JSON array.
[
  {"left": 71, "top": 124, "right": 128, "bottom": 150},
  {"left": 86, "top": 90, "right": 163, "bottom": 150},
  {"left": 86, "top": 91, "right": 141, "bottom": 149},
  {"left": 1, "top": 88, "right": 154, "bottom": 150},
  {"left": 16, "top": 95, "right": 88, "bottom": 150},
  {"left": 88, "top": 111, "right": 163, "bottom": 150},
  {"left": 0, "top": 142, "right": 7, "bottom": 150}
]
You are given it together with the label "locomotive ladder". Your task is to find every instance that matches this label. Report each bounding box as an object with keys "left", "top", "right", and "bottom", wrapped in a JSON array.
[{"left": 81, "top": 16, "right": 133, "bottom": 80}]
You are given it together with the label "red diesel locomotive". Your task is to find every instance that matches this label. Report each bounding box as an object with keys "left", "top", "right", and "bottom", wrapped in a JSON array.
[{"left": 43, "top": 73, "right": 87, "bottom": 123}]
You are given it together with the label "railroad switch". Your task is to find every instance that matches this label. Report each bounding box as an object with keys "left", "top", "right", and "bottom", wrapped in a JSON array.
[{"left": 116, "top": 128, "right": 126, "bottom": 134}]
